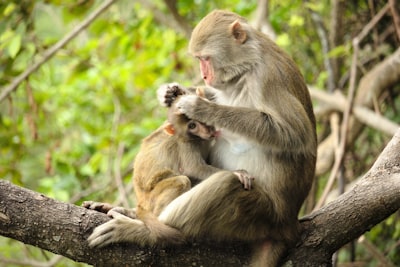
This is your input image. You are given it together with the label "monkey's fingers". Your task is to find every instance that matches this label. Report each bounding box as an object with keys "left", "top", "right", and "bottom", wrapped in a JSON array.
[
  {"left": 87, "top": 221, "right": 117, "bottom": 248},
  {"left": 233, "top": 170, "right": 255, "bottom": 190},
  {"left": 175, "top": 95, "right": 199, "bottom": 118},
  {"left": 82, "top": 201, "right": 114, "bottom": 214},
  {"left": 88, "top": 212, "right": 147, "bottom": 248},
  {"left": 157, "top": 82, "right": 186, "bottom": 107},
  {"left": 87, "top": 211, "right": 135, "bottom": 248}
]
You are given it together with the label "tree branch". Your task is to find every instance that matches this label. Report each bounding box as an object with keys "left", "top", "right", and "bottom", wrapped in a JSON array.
[
  {"left": 0, "top": 0, "right": 118, "bottom": 103},
  {"left": 135, "top": 0, "right": 191, "bottom": 38},
  {"left": 0, "top": 181, "right": 251, "bottom": 266},
  {"left": 287, "top": 128, "right": 400, "bottom": 266},
  {"left": 309, "top": 88, "right": 399, "bottom": 137},
  {"left": 163, "top": 0, "right": 192, "bottom": 38},
  {"left": 253, "top": 0, "right": 276, "bottom": 40},
  {"left": 315, "top": 46, "right": 400, "bottom": 176},
  {"left": 1, "top": 128, "right": 399, "bottom": 266}
]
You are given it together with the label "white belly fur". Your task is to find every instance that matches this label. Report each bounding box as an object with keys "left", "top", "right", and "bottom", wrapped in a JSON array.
[{"left": 210, "top": 129, "right": 271, "bottom": 188}]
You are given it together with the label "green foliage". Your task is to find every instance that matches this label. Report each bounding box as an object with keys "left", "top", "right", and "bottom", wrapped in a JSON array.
[{"left": 0, "top": 0, "right": 398, "bottom": 266}]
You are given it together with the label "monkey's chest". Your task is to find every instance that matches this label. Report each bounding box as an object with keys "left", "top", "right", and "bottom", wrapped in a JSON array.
[{"left": 210, "top": 132, "right": 267, "bottom": 177}]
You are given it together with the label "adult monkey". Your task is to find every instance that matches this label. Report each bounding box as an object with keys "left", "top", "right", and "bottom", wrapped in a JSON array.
[{"left": 88, "top": 10, "right": 317, "bottom": 266}]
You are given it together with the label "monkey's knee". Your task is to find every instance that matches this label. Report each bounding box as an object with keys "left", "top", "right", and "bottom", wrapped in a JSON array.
[
  {"left": 151, "top": 175, "right": 191, "bottom": 215},
  {"left": 153, "top": 175, "right": 191, "bottom": 195},
  {"left": 173, "top": 175, "right": 191, "bottom": 190}
]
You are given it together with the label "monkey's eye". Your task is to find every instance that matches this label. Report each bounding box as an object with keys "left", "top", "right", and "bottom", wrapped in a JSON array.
[
  {"left": 188, "top": 122, "right": 197, "bottom": 130},
  {"left": 196, "top": 56, "right": 209, "bottom": 61}
]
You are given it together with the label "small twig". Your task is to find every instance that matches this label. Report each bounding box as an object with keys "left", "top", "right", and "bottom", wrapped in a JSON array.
[
  {"left": 136, "top": 0, "right": 191, "bottom": 38},
  {"left": 357, "top": 3, "right": 390, "bottom": 41},
  {"left": 253, "top": 0, "right": 276, "bottom": 40},
  {"left": 109, "top": 95, "right": 130, "bottom": 208},
  {"left": 163, "top": 0, "right": 192, "bottom": 38},
  {"left": 358, "top": 235, "right": 396, "bottom": 267},
  {"left": 389, "top": 0, "right": 400, "bottom": 42},
  {"left": 329, "top": 0, "right": 345, "bottom": 85},
  {"left": 314, "top": 40, "right": 358, "bottom": 211},
  {"left": 310, "top": 87, "right": 399, "bottom": 136},
  {"left": 115, "top": 142, "right": 131, "bottom": 208},
  {"left": 0, "top": 0, "right": 118, "bottom": 103},
  {"left": 309, "top": 6, "right": 335, "bottom": 92},
  {"left": 314, "top": 3, "right": 391, "bottom": 210}
]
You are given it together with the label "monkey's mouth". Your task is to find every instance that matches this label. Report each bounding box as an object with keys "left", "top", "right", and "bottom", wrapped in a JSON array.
[{"left": 211, "top": 128, "right": 221, "bottom": 138}]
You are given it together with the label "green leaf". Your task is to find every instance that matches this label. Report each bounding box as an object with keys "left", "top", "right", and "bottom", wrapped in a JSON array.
[
  {"left": 276, "top": 33, "right": 291, "bottom": 47},
  {"left": 8, "top": 34, "right": 21, "bottom": 58},
  {"left": 289, "top": 15, "right": 304, "bottom": 27},
  {"left": 328, "top": 44, "right": 350, "bottom": 58},
  {"left": 3, "top": 3, "right": 16, "bottom": 17}
]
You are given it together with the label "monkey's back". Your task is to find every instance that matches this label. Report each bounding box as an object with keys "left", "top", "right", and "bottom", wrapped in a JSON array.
[{"left": 132, "top": 123, "right": 186, "bottom": 213}]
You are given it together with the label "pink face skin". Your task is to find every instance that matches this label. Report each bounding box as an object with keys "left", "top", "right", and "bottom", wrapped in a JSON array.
[
  {"left": 188, "top": 120, "right": 219, "bottom": 140},
  {"left": 199, "top": 57, "right": 214, "bottom": 86}
]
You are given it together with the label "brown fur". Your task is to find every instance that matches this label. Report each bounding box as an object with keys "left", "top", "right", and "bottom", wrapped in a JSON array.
[{"left": 88, "top": 10, "right": 317, "bottom": 267}]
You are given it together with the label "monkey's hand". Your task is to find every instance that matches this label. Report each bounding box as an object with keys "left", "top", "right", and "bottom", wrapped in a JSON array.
[
  {"left": 157, "top": 82, "right": 187, "bottom": 107},
  {"left": 175, "top": 94, "right": 205, "bottom": 118},
  {"left": 233, "top": 170, "right": 255, "bottom": 190}
]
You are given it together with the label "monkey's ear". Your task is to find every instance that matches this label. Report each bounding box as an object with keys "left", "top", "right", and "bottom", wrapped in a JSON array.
[
  {"left": 164, "top": 123, "right": 176, "bottom": 135},
  {"left": 230, "top": 20, "right": 247, "bottom": 44}
]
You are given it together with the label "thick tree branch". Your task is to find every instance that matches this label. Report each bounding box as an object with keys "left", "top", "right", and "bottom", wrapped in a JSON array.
[
  {"left": 286, "top": 128, "right": 400, "bottom": 266},
  {"left": 0, "top": 181, "right": 250, "bottom": 266},
  {"left": 1, "top": 128, "right": 399, "bottom": 266}
]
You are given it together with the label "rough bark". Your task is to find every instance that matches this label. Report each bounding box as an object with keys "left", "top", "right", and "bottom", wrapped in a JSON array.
[
  {"left": 1, "top": 128, "right": 399, "bottom": 266},
  {"left": 285, "top": 128, "right": 400, "bottom": 266}
]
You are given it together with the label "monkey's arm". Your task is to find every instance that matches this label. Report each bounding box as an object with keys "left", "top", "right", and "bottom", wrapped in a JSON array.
[
  {"left": 175, "top": 95, "right": 315, "bottom": 153},
  {"left": 178, "top": 143, "right": 222, "bottom": 180},
  {"left": 179, "top": 144, "right": 254, "bottom": 189}
]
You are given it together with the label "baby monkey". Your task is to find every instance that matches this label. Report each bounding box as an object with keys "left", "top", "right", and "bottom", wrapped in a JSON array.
[{"left": 84, "top": 85, "right": 253, "bottom": 227}]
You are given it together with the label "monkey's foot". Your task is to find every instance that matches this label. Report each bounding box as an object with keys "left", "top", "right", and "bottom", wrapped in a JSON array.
[
  {"left": 87, "top": 210, "right": 145, "bottom": 248},
  {"left": 108, "top": 206, "right": 137, "bottom": 219},
  {"left": 82, "top": 201, "right": 114, "bottom": 214}
]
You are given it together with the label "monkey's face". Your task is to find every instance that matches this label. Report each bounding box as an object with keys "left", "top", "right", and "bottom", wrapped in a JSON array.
[
  {"left": 186, "top": 120, "right": 218, "bottom": 141},
  {"left": 189, "top": 11, "right": 257, "bottom": 90}
]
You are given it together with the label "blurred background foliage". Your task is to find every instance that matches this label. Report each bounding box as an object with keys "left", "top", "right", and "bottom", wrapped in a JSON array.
[{"left": 0, "top": 0, "right": 399, "bottom": 266}]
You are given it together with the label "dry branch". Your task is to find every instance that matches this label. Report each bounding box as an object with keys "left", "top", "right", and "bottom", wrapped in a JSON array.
[
  {"left": 1, "top": 128, "right": 399, "bottom": 266},
  {"left": 315, "top": 47, "right": 400, "bottom": 176},
  {"left": 310, "top": 88, "right": 399, "bottom": 136}
]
